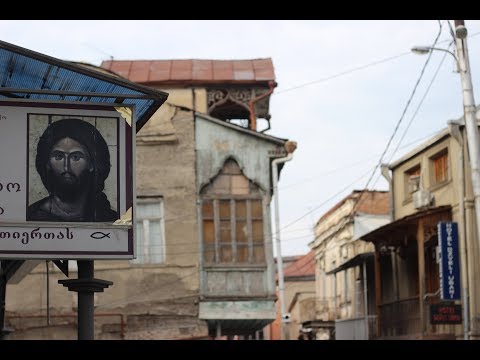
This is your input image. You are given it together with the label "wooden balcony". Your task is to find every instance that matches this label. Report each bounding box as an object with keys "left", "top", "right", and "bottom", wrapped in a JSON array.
[{"left": 379, "top": 296, "right": 421, "bottom": 337}]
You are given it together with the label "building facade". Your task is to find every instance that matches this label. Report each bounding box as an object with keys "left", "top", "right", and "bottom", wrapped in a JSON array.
[
  {"left": 362, "top": 120, "right": 480, "bottom": 339},
  {"left": 309, "top": 190, "right": 390, "bottom": 339},
  {"left": 265, "top": 251, "right": 315, "bottom": 340},
  {"left": 4, "top": 59, "right": 294, "bottom": 339}
]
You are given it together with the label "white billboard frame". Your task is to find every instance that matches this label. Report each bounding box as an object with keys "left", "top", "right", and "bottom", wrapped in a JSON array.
[{"left": 0, "top": 99, "right": 135, "bottom": 259}]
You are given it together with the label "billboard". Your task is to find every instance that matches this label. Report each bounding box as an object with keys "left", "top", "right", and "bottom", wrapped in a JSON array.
[
  {"left": 437, "top": 221, "right": 461, "bottom": 301},
  {"left": 0, "top": 101, "right": 134, "bottom": 259}
]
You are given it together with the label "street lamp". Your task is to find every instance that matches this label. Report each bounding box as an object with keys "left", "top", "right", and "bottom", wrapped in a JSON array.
[
  {"left": 412, "top": 20, "right": 480, "bottom": 340},
  {"left": 411, "top": 46, "right": 457, "bottom": 61}
]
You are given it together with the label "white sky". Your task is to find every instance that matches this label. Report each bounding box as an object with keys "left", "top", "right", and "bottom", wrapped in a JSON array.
[{"left": 2, "top": 20, "right": 480, "bottom": 256}]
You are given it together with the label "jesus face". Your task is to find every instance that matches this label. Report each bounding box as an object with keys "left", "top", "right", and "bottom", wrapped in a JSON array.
[{"left": 47, "top": 137, "right": 93, "bottom": 198}]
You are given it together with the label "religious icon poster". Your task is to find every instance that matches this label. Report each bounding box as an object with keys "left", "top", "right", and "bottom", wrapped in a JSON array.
[{"left": 0, "top": 101, "right": 134, "bottom": 259}]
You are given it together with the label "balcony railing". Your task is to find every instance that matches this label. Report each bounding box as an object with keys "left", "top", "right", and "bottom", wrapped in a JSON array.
[
  {"left": 335, "top": 315, "right": 377, "bottom": 340},
  {"left": 379, "top": 296, "right": 421, "bottom": 337}
]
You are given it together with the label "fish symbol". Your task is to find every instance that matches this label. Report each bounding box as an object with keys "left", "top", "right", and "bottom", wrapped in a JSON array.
[{"left": 90, "top": 232, "right": 111, "bottom": 239}]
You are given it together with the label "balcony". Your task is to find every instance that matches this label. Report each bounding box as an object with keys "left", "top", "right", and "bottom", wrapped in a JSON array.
[
  {"left": 379, "top": 296, "right": 421, "bottom": 337},
  {"left": 335, "top": 315, "right": 377, "bottom": 340}
]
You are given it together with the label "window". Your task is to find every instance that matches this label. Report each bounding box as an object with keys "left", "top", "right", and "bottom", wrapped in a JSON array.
[
  {"left": 431, "top": 149, "right": 448, "bottom": 186},
  {"left": 132, "top": 198, "right": 165, "bottom": 264},
  {"left": 404, "top": 165, "right": 421, "bottom": 198},
  {"left": 201, "top": 159, "right": 265, "bottom": 265}
]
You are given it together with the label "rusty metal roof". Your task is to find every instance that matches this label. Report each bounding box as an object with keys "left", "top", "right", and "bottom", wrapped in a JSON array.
[
  {"left": 0, "top": 40, "right": 168, "bottom": 132},
  {"left": 101, "top": 58, "right": 275, "bottom": 85},
  {"left": 283, "top": 251, "right": 316, "bottom": 279}
]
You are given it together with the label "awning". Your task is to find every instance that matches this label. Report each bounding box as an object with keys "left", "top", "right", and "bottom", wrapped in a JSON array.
[
  {"left": 361, "top": 205, "right": 452, "bottom": 244},
  {"left": 0, "top": 40, "right": 168, "bottom": 132},
  {"left": 326, "top": 252, "right": 374, "bottom": 275}
]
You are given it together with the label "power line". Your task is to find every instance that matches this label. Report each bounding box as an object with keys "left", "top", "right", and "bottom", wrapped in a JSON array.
[
  {"left": 348, "top": 46, "right": 449, "bottom": 199},
  {"left": 279, "top": 164, "right": 376, "bottom": 231},
  {"left": 285, "top": 21, "right": 446, "bottom": 239},
  {"left": 278, "top": 130, "right": 447, "bottom": 231},
  {"left": 133, "top": 229, "right": 318, "bottom": 258},
  {"left": 275, "top": 52, "right": 411, "bottom": 95},
  {"left": 279, "top": 129, "right": 445, "bottom": 191},
  {"left": 273, "top": 28, "right": 480, "bottom": 96},
  {"left": 387, "top": 44, "right": 451, "bottom": 163},
  {"left": 350, "top": 20, "right": 444, "bottom": 216}
]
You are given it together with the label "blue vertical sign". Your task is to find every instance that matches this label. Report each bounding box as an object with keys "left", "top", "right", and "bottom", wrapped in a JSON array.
[{"left": 438, "top": 222, "right": 461, "bottom": 301}]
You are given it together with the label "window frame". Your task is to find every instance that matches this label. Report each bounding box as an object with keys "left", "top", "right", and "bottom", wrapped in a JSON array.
[
  {"left": 429, "top": 148, "right": 449, "bottom": 188},
  {"left": 404, "top": 164, "right": 421, "bottom": 201},
  {"left": 201, "top": 196, "right": 265, "bottom": 266},
  {"left": 131, "top": 197, "right": 166, "bottom": 265}
]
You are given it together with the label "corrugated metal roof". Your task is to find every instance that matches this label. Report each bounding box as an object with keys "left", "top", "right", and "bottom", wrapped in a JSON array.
[
  {"left": 0, "top": 40, "right": 168, "bottom": 132},
  {"left": 101, "top": 58, "right": 275, "bottom": 85}
]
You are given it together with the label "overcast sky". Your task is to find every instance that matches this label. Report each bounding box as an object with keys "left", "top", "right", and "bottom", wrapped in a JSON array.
[{"left": 2, "top": 20, "right": 480, "bottom": 256}]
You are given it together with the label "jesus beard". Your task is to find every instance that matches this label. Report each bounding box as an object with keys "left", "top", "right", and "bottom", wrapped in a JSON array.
[{"left": 47, "top": 169, "right": 94, "bottom": 203}]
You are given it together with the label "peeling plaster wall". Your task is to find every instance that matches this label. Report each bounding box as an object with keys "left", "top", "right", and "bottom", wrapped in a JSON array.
[
  {"left": 5, "top": 88, "right": 207, "bottom": 340},
  {"left": 195, "top": 115, "right": 284, "bottom": 193}
]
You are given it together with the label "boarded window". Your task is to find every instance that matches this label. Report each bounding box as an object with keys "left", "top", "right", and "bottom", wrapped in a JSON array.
[
  {"left": 201, "top": 159, "right": 265, "bottom": 265},
  {"left": 431, "top": 150, "right": 448, "bottom": 185}
]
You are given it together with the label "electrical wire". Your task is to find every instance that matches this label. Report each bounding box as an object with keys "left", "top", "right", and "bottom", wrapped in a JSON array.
[
  {"left": 279, "top": 129, "right": 445, "bottom": 191},
  {"left": 349, "top": 20, "right": 444, "bottom": 216},
  {"left": 275, "top": 52, "right": 411, "bottom": 95},
  {"left": 274, "top": 28, "right": 480, "bottom": 96},
  {"left": 387, "top": 44, "right": 451, "bottom": 163},
  {"left": 279, "top": 164, "right": 376, "bottom": 231}
]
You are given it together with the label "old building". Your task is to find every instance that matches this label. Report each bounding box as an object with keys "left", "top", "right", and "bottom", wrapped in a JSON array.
[
  {"left": 265, "top": 251, "right": 315, "bottom": 340},
  {"left": 4, "top": 58, "right": 295, "bottom": 339},
  {"left": 362, "top": 120, "right": 480, "bottom": 339},
  {"left": 309, "top": 190, "right": 390, "bottom": 340}
]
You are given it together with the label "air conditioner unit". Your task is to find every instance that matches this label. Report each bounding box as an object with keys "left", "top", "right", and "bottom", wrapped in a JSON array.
[{"left": 413, "top": 189, "right": 434, "bottom": 209}]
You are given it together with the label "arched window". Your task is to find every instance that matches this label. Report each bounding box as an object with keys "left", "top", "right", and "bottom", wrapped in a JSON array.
[{"left": 201, "top": 159, "right": 265, "bottom": 265}]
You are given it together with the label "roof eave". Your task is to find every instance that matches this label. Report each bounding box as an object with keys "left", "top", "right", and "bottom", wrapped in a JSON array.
[{"left": 0, "top": 40, "right": 168, "bottom": 133}]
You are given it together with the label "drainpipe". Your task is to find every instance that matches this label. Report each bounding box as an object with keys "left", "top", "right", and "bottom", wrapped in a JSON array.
[
  {"left": 272, "top": 140, "right": 297, "bottom": 340},
  {"left": 249, "top": 81, "right": 277, "bottom": 131},
  {"left": 449, "top": 120, "right": 470, "bottom": 340},
  {"left": 363, "top": 261, "right": 369, "bottom": 340}
]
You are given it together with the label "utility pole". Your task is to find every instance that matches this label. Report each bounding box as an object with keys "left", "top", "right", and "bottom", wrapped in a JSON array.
[{"left": 453, "top": 20, "right": 480, "bottom": 267}]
